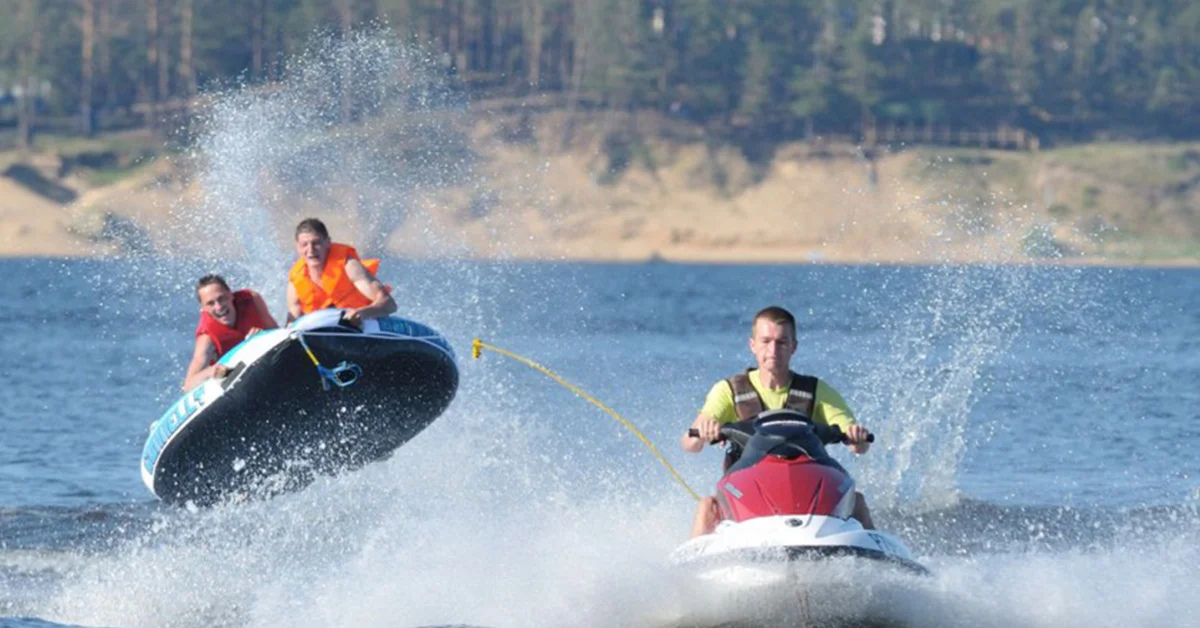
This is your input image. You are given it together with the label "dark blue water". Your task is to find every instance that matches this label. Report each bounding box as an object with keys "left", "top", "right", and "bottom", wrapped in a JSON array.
[{"left": 1, "top": 258, "right": 1197, "bottom": 627}]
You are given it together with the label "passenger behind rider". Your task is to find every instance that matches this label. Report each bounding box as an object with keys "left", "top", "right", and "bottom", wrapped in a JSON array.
[
  {"left": 285, "top": 217, "right": 396, "bottom": 327},
  {"left": 184, "top": 274, "right": 279, "bottom": 392},
  {"left": 680, "top": 305, "right": 875, "bottom": 538}
]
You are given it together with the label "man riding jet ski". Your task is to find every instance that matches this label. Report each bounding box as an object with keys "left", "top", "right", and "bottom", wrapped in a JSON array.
[
  {"left": 673, "top": 409, "right": 929, "bottom": 578},
  {"left": 682, "top": 305, "right": 877, "bottom": 537}
]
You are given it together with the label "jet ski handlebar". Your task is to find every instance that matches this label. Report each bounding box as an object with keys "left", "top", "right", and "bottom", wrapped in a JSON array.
[{"left": 688, "top": 423, "right": 874, "bottom": 446}]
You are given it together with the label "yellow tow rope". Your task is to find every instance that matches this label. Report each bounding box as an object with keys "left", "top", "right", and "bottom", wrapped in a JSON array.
[{"left": 472, "top": 338, "right": 701, "bottom": 502}]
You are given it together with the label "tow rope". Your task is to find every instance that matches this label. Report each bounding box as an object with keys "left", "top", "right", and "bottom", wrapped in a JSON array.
[{"left": 472, "top": 338, "right": 700, "bottom": 502}]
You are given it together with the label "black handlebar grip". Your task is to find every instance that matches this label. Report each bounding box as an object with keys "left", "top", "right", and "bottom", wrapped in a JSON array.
[
  {"left": 841, "top": 430, "right": 875, "bottom": 444},
  {"left": 691, "top": 426, "right": 873, "bottom": 443}
]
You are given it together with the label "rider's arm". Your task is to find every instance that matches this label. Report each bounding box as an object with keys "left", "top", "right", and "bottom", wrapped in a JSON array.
[
  {"left": 285, "top": 281, "right": 302, "bottom": 324},
  {"left": 682, "top": 412, "right": 719, "bottom": 452},
  {"left": 682, "top": 381, "right": 735, "bottom": 452},
  {"left": 813, "top": 380, "right": 870, "bottom": 454},
  {"left": 183, "top": 334, "right": 219, "bottom": 392},
  {"left": 344, "top": 257, "right": 396, "bottom": 319}
]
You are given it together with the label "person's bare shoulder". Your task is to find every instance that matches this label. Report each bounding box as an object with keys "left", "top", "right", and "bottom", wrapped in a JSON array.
[{"left": 344, "top": 257, "right": 370, "bottom": 280}]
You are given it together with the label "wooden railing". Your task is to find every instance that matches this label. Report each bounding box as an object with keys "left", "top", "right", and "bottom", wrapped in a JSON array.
[{"left": 866, "top": 121, "right": 1039, "bottom": 151}]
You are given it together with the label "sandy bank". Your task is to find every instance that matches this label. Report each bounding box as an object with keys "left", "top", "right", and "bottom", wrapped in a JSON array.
[{"left": 1, "top": 115, "right": 1198, "bottom": 267}]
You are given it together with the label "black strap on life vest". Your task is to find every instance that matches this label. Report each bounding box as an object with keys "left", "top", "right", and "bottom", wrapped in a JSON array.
[
  {"left": 722, "top": 369, "right": 819, "bottom": 469},
  {"left": 726, "top": 369, "right": 818, "bottom": 421}
]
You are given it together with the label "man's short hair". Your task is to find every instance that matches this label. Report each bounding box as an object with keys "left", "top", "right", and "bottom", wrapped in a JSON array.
[
  {"left": 752, "top": 305, "right": 796, "bottom": 339},
  {"left": 195, "top": 274, "right": 230, "bottom": 300},
  {"left": 295, "top": 217, "right": 330, "bottom": 241}
]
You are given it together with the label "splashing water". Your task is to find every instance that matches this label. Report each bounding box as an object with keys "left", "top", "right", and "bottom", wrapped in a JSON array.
[
  {"left": 852, "top": 262, "right": 1029, "bottom": 512},
  {"left": 842, "top": 186, "right": 1111, "bottom": 513},
  {"left": 37, "top": 382, "right": 697, "bottom": 628},
  {"left": 173, "top": 25, "right": 473, "bottom": 304}
]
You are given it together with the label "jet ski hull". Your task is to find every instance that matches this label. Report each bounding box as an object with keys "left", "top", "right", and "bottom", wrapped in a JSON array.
[{"left": 673, "top": 515, "right": 930, "bottom": 582}]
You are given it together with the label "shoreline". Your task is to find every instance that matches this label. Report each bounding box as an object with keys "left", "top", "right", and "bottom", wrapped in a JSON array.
[
  {"left": 2, "top": 123, "right": 1199, "bottom": 269},
  {"left": 3, "top": 247, "right": 1196, "bottom": 269}
]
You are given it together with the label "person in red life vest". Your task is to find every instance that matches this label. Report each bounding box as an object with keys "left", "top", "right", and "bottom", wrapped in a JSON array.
[
  {"left": 681, "top": 305, "right": 875, "bottom": 538},
  {"left": 285, "top": 217, "right": 396, "bottom": 327},
  {"left": 183, "top": 274, "right": 279, "bottom": 392}
]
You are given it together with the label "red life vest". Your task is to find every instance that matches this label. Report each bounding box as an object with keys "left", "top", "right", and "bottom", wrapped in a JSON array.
[
  {"left": 288, "top": 243, "right": 382, "bottom": 315},
  {"left": 195, "top": 289, "right": 273, "bottom": 360}
]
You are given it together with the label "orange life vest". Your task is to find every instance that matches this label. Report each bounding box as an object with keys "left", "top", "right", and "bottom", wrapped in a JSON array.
[{"left": 288, "top": 242, "right": 382, "bottom": 314}]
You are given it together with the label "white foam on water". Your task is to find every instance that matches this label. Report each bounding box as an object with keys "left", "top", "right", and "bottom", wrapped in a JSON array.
[
  {"left": 906, "top": 532, "right": 1200, "bottom": 628},
  {"left": 40, "top": 387, "right": 690, "bottom": 628}
]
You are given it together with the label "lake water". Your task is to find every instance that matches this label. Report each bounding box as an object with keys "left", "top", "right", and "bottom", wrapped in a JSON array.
[{"left": 1, "top": 258, "right": 1198, "bottom": 628}]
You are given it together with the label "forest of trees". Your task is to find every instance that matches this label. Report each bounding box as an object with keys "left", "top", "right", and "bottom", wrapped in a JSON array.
[{"left": 1, "top": 0, "right": 1198, "bottom": 148}]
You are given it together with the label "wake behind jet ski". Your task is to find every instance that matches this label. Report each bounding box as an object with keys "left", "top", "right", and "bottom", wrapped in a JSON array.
[{"left": 672, "top": 409, "right": 929, "bottom": 581}]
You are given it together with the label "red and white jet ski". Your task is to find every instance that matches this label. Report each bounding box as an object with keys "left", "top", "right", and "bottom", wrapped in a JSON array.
[{"left": 672, "top": 409, "right": 929, "bottom": 583}]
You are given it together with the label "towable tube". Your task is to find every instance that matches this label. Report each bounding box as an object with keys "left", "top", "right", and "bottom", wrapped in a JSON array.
[{"left": 141, "top": 309, "right": 457, "bottom": 506}]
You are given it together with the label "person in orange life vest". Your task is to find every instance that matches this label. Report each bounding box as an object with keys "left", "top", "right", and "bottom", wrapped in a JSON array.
[
  {"left": 680, "top": 305, "right": 876, "bottom": 538},
  {"left": 184, "top": 274, "right": 279, "bottom": 392},
  {"left": 285, "top": 217, "right": 396, "bottom": 327}
]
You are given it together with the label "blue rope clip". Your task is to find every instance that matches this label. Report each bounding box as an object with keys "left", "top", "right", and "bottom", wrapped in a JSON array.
[
  {"left": 317, "top": 361, "right": 363, "bottom": 390},
  {"left": 297, "top": 332, "right": 363, "bottom": 391}
]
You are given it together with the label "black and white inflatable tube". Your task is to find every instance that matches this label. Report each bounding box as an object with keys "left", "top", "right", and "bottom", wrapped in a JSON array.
[{"left": 141, "top": 309, "right": 458, "bottom": 506}]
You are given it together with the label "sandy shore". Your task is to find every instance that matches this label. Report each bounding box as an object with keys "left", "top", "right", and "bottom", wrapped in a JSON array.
[{"left": 2, "top": 122, "right": 1197, "bottom": 267}]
